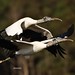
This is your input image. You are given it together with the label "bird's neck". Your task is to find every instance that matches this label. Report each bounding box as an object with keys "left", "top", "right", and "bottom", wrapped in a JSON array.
[
  {"left": 41, "top": 38, "right": 57, "bottom": 47},
  {"left": 37, "top": 18, "right": 45, "bottom": 24}
]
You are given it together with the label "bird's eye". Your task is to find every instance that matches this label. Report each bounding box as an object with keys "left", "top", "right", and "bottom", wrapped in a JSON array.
[
  {"left": 43, "top": 16, "right": 47, "bottom": 20},
  {"left": 43, "top": 16, "right": 51, "bottom": 21}
]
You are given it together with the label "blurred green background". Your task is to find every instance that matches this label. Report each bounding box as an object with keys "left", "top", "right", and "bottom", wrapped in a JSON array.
[{"left": 0, "top": 0, "right": 75, "bottom": 75}]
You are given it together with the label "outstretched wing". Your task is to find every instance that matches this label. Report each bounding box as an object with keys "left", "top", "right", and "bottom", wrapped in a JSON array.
[{"left": 0, "top": 38, "right": 33, "bottom": 60}]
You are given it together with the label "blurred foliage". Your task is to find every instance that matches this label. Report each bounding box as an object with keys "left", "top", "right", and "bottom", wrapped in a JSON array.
[{"left": 0, "top": 0, "right": 75, "bottom": 75}]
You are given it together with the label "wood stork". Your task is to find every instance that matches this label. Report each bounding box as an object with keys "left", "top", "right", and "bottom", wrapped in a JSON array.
[
  {"left": 18, "top": 24, "right": 74, "bottom": 57},
  {"left": 0, "top": 16, "right": 62, "bottom": 40},
  {"left": 0, "top": 24, "right": 74, "bottom": 63}
]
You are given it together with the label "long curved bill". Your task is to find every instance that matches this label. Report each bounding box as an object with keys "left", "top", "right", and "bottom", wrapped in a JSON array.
[
  {"left": 47, "top": 38, "right": 73, "bottom": 47},
  {"left": 37, "top": 16, "right": 62, "bottom": 24},
  {"left": 50, "top": 18, "right": 62, "bottom": 21},
  {"left": 56, "top": 38, "right": 73, "bottom": 43}
]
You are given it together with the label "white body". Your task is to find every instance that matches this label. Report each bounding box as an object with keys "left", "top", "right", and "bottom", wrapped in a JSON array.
[
  {"left": 5, "top": 17, "right": 37, "bottom": 36},
  {"left": 30, "top": 41, "right": 47, "bottom": 52}
]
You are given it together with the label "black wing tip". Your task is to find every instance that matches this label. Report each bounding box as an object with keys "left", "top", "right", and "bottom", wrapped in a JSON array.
[
  {"left": 67, "top": 24, "right": 74, "bottom": 37},
  {"left": 46, "top": 44, "right": 66, "bottom": 58},
  {"left": 69, "top": 24, "right": 74, "bottom": 32},
  {"left": 58, "top": 24, "right": 74, "bottom": 38}
]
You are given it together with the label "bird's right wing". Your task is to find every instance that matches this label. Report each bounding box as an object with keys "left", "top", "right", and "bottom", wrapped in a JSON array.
[{"left": 46, "top": 44, "right": 66, "bottom": 58}]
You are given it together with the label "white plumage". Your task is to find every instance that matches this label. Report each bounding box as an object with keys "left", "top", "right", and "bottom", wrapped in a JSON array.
[
  {"left": 5, "top": 17, "right": 37, "bottom": 36},
  {"left": 5, "top": 17, "right": 62, "bottom": 36}
]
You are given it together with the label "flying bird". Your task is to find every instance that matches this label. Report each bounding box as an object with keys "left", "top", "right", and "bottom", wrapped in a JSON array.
[
  {"left": 0, "top": 16, "right": 62, "bottom": 40},
  {"left": 0, "top": 24, "right": 74, "bottom": 63},
  {"left": 19, "top": 24, "right": 74, "bottom": 57}
]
